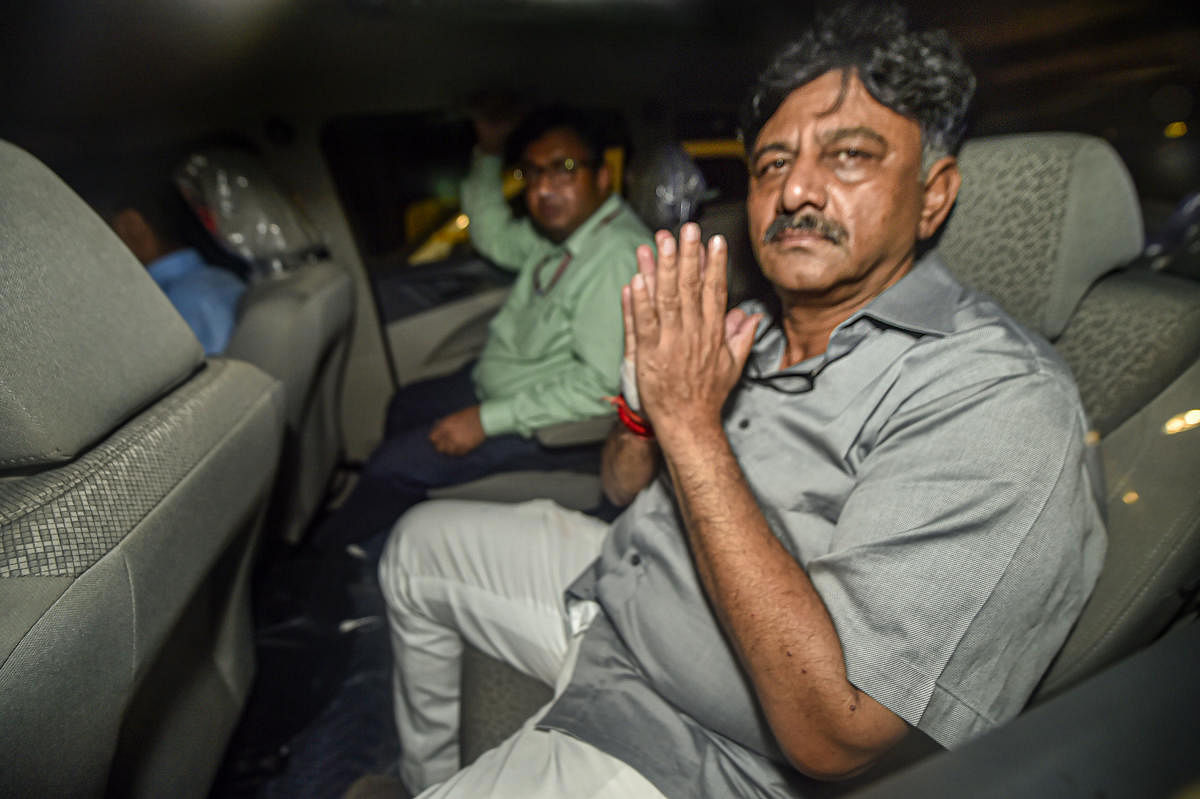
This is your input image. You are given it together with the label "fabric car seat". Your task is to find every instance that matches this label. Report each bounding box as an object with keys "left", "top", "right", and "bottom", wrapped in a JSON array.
[
  {"left": 225, "top": 260, "right": 355, "bottom": 544},
  {"left": 452, "top": 132, "right": 1200, "bottom": 773},
  {"left": 176, "top": 147, "right": 356, "bottom": 545},
  {"left": 0, "top": 140, "right": 286, "bottom": 797},
  {"left": 936, "top": 132, "right": 1200, "bottom": 702}
]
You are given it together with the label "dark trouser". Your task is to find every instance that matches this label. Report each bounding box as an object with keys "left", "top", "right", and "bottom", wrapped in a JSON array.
[{"left": 310, "top": 363, "right": 601, "bottom": 552}]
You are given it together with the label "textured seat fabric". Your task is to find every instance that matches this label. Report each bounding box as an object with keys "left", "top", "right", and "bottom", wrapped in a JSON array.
[
  {"left": 1053, "top": 269, "right": 1200, "bottom": 437},
  {"left": 938, "top": 133, "right": 1144, "bottom": 340},
  {"left": 0, "top": 140, "right": 286, "bottom": 798},
  {"left": 459, "top": 644, "right": 554, "bottom": 767},
  {"left": 226, "top": 260, "right": 355, "bottom": 544}
]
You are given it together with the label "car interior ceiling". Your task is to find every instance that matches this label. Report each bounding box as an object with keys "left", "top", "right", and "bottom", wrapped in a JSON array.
[{"left": 1, "top": 1, "right": 1199, "bottom": 798}]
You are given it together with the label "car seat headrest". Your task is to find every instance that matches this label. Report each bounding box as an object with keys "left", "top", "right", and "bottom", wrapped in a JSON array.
[
  {"left": 175, "top": 148, "right": 326, "bottom": 281},
  {"left": 0, "top": 140, "right": 203, "bottom": 470},
  {"left": 937, "top": 133, "right": 1144, "bottom": 340},
  {"left": 626, "top": 142, "right": 712, "bottom": 232}
]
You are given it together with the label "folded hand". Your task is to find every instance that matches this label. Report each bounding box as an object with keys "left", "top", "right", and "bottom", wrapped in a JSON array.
[{"left": 622, "top": 223, "right": 762, "bottom": 445}]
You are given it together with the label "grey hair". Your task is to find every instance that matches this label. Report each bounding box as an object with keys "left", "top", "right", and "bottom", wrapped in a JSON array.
[{"left": 740, "top": 2, "right": 976, "bottom": 172}]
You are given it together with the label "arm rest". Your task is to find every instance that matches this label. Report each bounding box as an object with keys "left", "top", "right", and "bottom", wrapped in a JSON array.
[{"left": 534, "top": 415, "right": 615, "bottom": 447}]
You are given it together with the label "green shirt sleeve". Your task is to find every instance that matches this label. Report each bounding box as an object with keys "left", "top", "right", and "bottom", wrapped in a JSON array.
[{"left": 460, "top": 149, "right": 543, "bottom": 271}]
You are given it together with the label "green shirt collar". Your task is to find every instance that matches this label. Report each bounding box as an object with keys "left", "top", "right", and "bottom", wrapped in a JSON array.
[{"left": 561, "top": 193, "right": 626, "bottom": 256}]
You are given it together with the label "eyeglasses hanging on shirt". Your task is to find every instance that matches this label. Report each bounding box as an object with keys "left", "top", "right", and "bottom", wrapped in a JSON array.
[
  {"left": 743, "top": 362, "right": 821, "bottom": 395},
  {"left": 529, "top": 207, "right": 623, "bottom": 296},
  {"left": 742, "top": 341, "right": 829, "bottom": 395},
  {"left": 534, "top": 250, "right": 573, "bottom": 295}
]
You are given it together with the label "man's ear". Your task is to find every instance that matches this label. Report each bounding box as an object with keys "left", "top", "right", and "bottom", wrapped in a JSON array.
[
  {"left": 595, "top": 162, "right": 612, "bottom": 196},
  {"left": 111, "top": 208, "right": 146, "bottom": 241},
  {"left": 917, "top": 156, "right": 962, "bottom": 240},
  {"left": 110, "top": 208, "right": 159, "bottom": 265}
]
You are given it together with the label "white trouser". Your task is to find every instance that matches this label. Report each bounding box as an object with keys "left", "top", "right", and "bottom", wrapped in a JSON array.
[{"left": 378, "top": 498, "right": 667, "bottom": 799}]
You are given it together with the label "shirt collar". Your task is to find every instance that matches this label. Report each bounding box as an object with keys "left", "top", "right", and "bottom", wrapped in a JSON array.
[
  {"left": 561, "top": 193, "right": 625, "bottom": 256},
  {"left": 853, "top": 251, "right": 961, "bottom": 337},
  {"left": 746, "top": 250, "right": 962, "bottom": 378},
  {"left": 146, "top": 248, "right": 206, "bottom": 284}
]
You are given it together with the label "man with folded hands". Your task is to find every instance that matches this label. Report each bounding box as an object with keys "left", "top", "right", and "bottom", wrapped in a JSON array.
[{"left": 375, "top": 5, "right": 1105, "bottom": 797}]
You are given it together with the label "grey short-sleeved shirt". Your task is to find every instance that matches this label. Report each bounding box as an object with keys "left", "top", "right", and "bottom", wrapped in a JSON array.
[{"left": 538, "top": 254, "right": 1107, "bottom": 799}]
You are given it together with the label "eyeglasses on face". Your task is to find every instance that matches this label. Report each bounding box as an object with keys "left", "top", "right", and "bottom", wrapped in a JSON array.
[{"left": 513, "top": 157, "right": 591, "bottom": 186}]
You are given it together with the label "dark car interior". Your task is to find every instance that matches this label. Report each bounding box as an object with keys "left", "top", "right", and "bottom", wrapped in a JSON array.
[{"left": 2, "top": 1, "right": 1199, "bottom": 797}]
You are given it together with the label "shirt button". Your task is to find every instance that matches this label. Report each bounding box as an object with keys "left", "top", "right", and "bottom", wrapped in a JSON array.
[
  {"left": 738, "top": 419, "right": 750, "bottom": 429},
  {"left": 630, "top": 553, "right": 641, "bottom": 566}
]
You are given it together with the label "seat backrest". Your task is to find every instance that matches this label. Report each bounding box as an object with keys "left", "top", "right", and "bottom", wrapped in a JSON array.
[
  {"left": 625, "top": 142, "right": 710, "bottom": 232},
  {"left": 0, "top": 140, "right": 286, "bottom": 797},
  {"left": 175, "top": 147, "right": 326, "bottom": 279},
  {"left": 937, "top": 133, "right": 1200, "bottom": 701},
  {"left": 225, "top": 260, "right": 355, "bottom": 544}
]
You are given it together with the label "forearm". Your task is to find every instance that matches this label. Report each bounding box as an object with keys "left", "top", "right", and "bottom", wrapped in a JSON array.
[
  {"left": 601, "top": 424, "right": 659, "bottom": 506},
  {"left": 461, "top": 150, "right": 536, "bottom": 268},
  {"left": 658, "top": 420, "right": 907, "bottom": 779}
]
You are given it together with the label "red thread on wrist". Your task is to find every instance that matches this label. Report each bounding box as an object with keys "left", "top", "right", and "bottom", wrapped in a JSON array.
[{"left": 607, "top": 395, "right": 654, "bottom": 439}]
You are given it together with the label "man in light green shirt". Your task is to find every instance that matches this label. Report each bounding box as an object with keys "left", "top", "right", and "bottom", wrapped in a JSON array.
[
  {"left": 314, "top": 106, "right": 652, "bottom": 549},
  {"left": 463, "top": 146, "right": 653, "bottom": 439}
]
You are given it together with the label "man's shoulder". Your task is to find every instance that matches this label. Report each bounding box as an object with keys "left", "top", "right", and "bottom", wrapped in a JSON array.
[
  {"left": 584, "top": 196, "right": 653, "bottom": 249},
  {"left": 612, "top": 199, "right": 655, "bottom": 242},
  {"left": 565, "top": 199, "right": 652, "bottom": 289},
  {"left": 171, "top": 258, "right": 245, "bottom": 306},
  {"left": 192, "top": 262, "right": 245, "bottom": 291},
  {"left": 896, "top": 283, "right": 1083, "bottom": 423}
]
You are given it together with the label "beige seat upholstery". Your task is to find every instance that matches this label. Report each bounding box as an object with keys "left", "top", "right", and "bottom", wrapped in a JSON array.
[
  {"left": 0, "top": 140, "right": 286, "bottom": 797},
  {"left": 226, "top": 260, "right": 355, "bottom": 544},
  {"left": 453, "top": 132, "right": 1200, "bottom": 775}
]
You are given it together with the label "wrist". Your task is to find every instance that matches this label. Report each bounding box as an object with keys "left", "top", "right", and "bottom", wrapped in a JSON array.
[
  {"left": 609, "top": 395, "right": 653, "bottom": 439},
  {"left": 654, "top": 412, "right": 725, "bottom": 455},
  {"left": 619, "top": 358, "right": 642, "bottom": 413}
]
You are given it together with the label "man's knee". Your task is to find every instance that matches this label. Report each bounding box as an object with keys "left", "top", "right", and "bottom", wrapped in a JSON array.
[{"left": 378, "top": 500, "right": 457, "bottom": 613}]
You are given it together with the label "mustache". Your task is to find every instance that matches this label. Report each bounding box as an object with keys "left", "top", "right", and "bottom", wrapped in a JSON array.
[{"left": 763, "top": 212, "right": 848, "bottom": 246}]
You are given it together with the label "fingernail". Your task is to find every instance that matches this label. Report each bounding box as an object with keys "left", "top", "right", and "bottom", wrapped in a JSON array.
[
  {"left": 711, "top": 234, "right": 725, "bottom": 250},
  {"left": 662, "top": 237, "right": 675, "bottom": 255},
  {"left": 683, "top": 224, "right": 699, "bottom": 242},
  {"left": 633, "top": 273, "right": 644, "bottom": 289}
]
